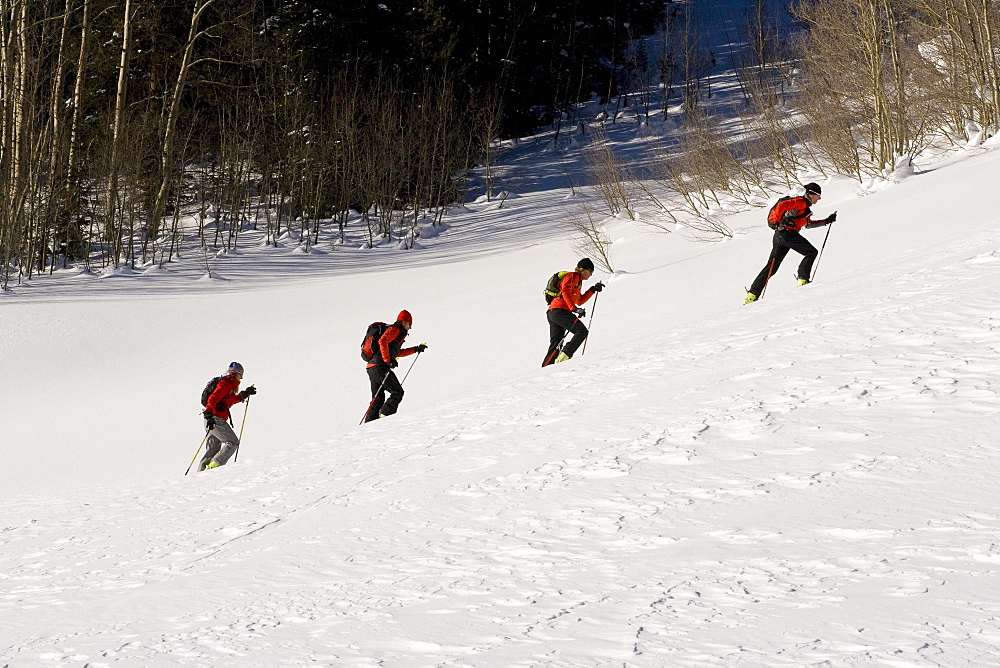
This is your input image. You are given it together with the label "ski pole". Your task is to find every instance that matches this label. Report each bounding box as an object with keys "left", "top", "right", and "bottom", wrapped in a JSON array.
[
  {"left": 580, "top": 292, "right": 599, "bottom": 355},
  {"left": 233, "top": 396, "right": 251, "bottom": 463},
  {"left": 399, "top": 350, "right": 422, "bottom": 384},
  {"left": 184, "top": 433, "right": 209, "bottom": 476},
  {"left": 810, "top": 223, "right": 834, "bottom": 282},
  {"left": 759, "top": 256, "right": 777, "bottom": 299}
]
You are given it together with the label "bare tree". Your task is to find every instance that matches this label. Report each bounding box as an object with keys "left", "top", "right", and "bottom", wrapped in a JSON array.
[
  {"left": 903, "top": 0, "right": 1000, "bottom": 139},
  {"left": 103, "top": 0, "right": 136, "bottom": 266},
  {"left": 677, "top": 1, "right": 714, "bottom": 115},
  {"left": 0, "top": 0, "right": 32, "bottom": 287},
  {"left": 793, "top": 0, "right": 946, "bottom": 176},
  {"left": 566, "top": 196, "right": 615, "bottom": 274},
  {"left": 582, "top": 127, "right": 637, "bottom": 220},
  {"left": 471, "top": 85, "right": 505, "bottom": 201},
  {"left": 147, "top": 0, "right": 225, "bottom": 249}
]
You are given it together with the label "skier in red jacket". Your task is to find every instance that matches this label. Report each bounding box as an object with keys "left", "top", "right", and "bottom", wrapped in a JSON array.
[
  {"left": 744, "top": 183, "right": 837, "bottom": 304},
  {"left": 364, "top": 310, "right": 427, "bottom": 422},
  {"left": 200, "top": 362, "right": 256, "bottom": 471},
  {"left": 542, "top": 258, "right": 604, "bottom": 366}
]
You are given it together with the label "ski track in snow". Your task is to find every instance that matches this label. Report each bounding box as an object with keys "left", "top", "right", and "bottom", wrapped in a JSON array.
[{"left": 2, "top": 228, "right": 999, "bottom": 665}]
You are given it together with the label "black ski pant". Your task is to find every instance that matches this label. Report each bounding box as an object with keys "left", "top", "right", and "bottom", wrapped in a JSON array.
[
  {"left": 365, "top": 364, "right": 404, "bottom": 422},
  {"left": 542, "top": 308, "right": 588, "bottom": 366},
  {"left": 749, "top": 228, "right": 818, "bottom": 296}
]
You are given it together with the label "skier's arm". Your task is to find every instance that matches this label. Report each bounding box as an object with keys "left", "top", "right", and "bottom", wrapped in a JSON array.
[
  {"left": 398, "top": 336, "right": 425, "bottom": 358},
  {"left": 206, "top": 378, "right": 242, "bottom": 415},
  {"left": 220, "top": 382, "right": 245, "bottom": 409},
  {"left": 805, "top": 211, "right": 836, "bottom": 228},
  {"left": 379, "top": 327, "right": 402, "bottom": 364},
  {"left": 560, "top": 273, "right": 593, "bottom": 308}
]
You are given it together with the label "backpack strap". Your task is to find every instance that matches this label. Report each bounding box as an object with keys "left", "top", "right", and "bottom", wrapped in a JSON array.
[{"left": 544, "top": 271, "right": 571, "bottom": 303}]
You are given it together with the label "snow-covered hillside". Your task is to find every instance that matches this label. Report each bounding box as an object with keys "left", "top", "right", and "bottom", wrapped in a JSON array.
[{"left": 2, "top": 118, "right": 998, "bottom": 664}]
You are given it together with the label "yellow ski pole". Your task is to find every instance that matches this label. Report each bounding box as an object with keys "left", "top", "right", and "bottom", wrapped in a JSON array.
[
  {"left": 233, "top": 396, "right": 251, "bottom": 463},
  {"left": 184, "top": 433, "right": 209, "bottom": 476}
]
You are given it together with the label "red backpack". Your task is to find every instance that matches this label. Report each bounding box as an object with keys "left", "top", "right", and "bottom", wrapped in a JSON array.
[
  {"left": 767, "top": 196, "right": 806, "bottom": 229},
  {"left": 361, "top": 322, "right": 389, "bottom": 362}
]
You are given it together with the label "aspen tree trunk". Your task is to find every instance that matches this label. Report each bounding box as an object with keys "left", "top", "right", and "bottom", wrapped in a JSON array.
[
  {"left": 2, "top": 0, "right": 31, "bottom": 283},
  {"left": 12, "top": 0, "right": 27, "bottom": 201},
  {"left": 883, "top": 0, "right": 909, "bottom": 157},
  {"left": 106, "top": 0, "right": 134, "bottom": 266},
  {"left": 0, "top": 2, "right": 13, "bottom": 260},
  {"left": 20, "top": 0, "right": 66, "bottom": 279},
  {"left": 66, "top": 0, "right": 89, "bottom": 204},
  {"left": 147, "top": 0, "right": 221, "bottom": 246},
  {"left": 968, "top": 0, "right": 1000, "bottom": 128},
  {"left": 857, "top": 0, "right": 893, "bottom": 169},
  {"left": 44, "top": 0, "right": 75, "bottom": 272},
  {"left": 0, "top": 0, "right": 15, "bottom": 287},
  {"left": 985, "top": 0, "right": 1000, "bottom": 128}
]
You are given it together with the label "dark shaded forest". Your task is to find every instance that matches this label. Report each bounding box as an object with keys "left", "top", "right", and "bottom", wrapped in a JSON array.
[{"left": 0, "top": 0, "right": 667, "bottom": 285}]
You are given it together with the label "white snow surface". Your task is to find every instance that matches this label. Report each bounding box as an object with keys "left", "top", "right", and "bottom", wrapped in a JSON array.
[{"left": 3, "top": 121, "right": 1000, "bottom": 665}]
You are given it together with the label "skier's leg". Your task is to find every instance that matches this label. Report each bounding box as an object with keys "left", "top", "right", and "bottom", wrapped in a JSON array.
[
  {"left": 786, "top": 232, "right": 819, "bottom": 280},
  {"left": 208, "top": 421, "right": 241, "bottom": 467},
  {"left": 749, "top": 237, "right": 790, "bottom": 296},
  {"left": 378, "top": 371, "right": 405, "bottom": 416},
  {"left": 560, "top": 315, "right": 590, "bottom": 358},
  {"left": 542, "top": 310, "right": 569, "bottom": 366},
  {"left": 199, "top": 432, "right": 222, "bottom": 471},
  {"left": 365, "top": 366, "right": 388, "bottom": 422}
]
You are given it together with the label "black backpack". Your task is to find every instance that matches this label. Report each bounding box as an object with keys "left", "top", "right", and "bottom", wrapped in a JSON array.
[
  {"left": 201, "top": 376, "right": 224, "bottom": 407},
  {"left": 361, "top": 322, "right": 389, "bottom": 362},
  {"left": 543, "top": 271, "right": 571, "bottom": 304}
]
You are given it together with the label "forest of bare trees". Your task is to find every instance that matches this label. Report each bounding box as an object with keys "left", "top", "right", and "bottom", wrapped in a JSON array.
[
  {"left": 581, "top": 0, "right": 998, "bottom": 247},
  {"left": 795, "top": 0, "right": 999, "bottom": 176},
  {"left": 0, "top": 0, "right": 494, "bottom": 288},
  {"left": 0, "top": 0, "right": 661, "bottom": 288},
  {"left": 1, "top": 0, "right": 997, "bottom": 288}
]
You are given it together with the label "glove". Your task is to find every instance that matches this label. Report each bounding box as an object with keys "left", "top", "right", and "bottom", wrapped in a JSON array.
[
  {"left": 240, "top": 385, "right": 256, "bottom": 399},
  {"left": 414, "top": 343, "right": 428, "bottom": 353},
  {"left": 389, "top": 359, "right": 399, "bottom": 369},
  {"left": 825, "top": 212, "right": 837, "bottom": 224},
  {"left": 203, "top": 410, "right": 216, "bottom": 429},
  {"left": 590, "top": 282, "right": 605, "bottom": 293},
  {"left": 572, "top": 307, "right": 586, "bottom": 318}
]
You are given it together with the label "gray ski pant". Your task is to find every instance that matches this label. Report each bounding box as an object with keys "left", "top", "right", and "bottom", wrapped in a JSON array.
[{"left": 199, "top": 418, "right": 240, "bottom": 470}]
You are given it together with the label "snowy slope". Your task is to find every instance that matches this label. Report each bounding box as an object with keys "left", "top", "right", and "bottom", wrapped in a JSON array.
[{"left": 2, "top": 134, "right": 999, "bottom": 665}]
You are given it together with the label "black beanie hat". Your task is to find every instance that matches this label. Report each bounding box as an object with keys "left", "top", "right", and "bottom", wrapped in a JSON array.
[
  {"left": 804, "top": 182, "right": 822, "bottom": 196},
  {"left": 577, "top": 258, "right": 595, "bottom": 272}
]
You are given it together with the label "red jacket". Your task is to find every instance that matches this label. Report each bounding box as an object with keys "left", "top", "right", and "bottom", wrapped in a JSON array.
[
  {"left": 547, "top": 271, "right": 596, "bottom": 312},
  {"left": 366, "top": 323, "right": 418, "bottom": 368},
  {"left": 773, "top": 196, "right": 823, "bottom": 232},
  {"left": 205, "top": 374, "right": 245, "bottom": 420}
]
